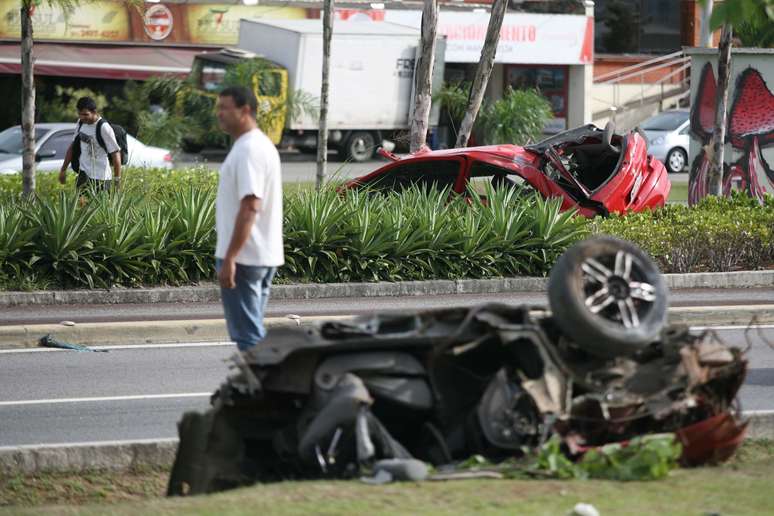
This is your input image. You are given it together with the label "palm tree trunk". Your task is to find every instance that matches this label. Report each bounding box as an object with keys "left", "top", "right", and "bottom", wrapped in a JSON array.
[
  {"left": 455, "top": 0, "right": 508, "bottom": 148},
  {"left": 316, "top": 0, "right": 333, "bottom": 191},
  {"left": 409, "top": 0, "right": 438, "bottom": 153},
  {"left": 20, "top": 2, "right": 36, "bottom": 196},
  {"left": 708, "top": 23, "right": 732, "bottom": 197}
]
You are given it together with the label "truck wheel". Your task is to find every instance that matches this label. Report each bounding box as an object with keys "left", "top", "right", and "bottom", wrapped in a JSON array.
[
  {"left": 345, "top": 132, "right": 376, "bottom": 162},
  {"left": 547, "top": 236, "right": 668, "bottom": 358}
]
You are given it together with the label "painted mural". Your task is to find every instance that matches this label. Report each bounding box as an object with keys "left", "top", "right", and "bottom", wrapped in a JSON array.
[{"left": 689, "top": 63, "right": 774, "bottom": 204}]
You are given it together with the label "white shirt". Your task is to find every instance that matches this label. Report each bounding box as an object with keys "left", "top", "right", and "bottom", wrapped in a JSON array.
[
  {"left": 215, "top": 128, "right": 284, "bottom": 267},
  {"left": 73, "top": 118, "right": 120, "bottom": 180}
]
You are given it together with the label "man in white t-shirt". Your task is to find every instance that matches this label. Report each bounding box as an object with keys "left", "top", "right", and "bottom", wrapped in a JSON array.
[
  {"left": 214, "top": 86, "right": 284, "bottom": 355},
  {"left": 58, "top": 96, "right": 121, "bottom": 192}
]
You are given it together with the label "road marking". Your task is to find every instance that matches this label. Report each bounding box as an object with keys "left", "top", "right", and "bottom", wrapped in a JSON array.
[
  {"left": 692, "top": 324, "right": 774, "bottom": 331},
  {"left": 1, "top": 324, "right": 772, "bottom": 355},
  {"left": 0, "top": 392, "right": 211, "bottom": 407}
]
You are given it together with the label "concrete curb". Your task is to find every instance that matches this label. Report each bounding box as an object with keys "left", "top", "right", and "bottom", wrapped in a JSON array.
[
  {"left": 0, "top": 307, "right": 772, "bottom": 350},
  {"left": 2, "top": 412, "right": 772, "bottom": 476},
  {"left": 0, "top": 438, "right": 178, "bottom": 476},
  {"left": 0, "top": 315, "right": 353, "bottom": 349},
  {"left": 0, "top": 271, "right": 772, "bottom": 307}
]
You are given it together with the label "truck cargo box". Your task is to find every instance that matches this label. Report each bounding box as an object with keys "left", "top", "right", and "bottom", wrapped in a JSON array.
[{"left": 238, "top": 19, "right": 424, "bottom": 131}]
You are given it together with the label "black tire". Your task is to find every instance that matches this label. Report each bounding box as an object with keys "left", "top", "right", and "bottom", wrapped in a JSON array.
[
  {"left": 666, "top": 147, "right": 687, "bottom": 174},
  {"left": 547, "top": 236, "right": 668, "bottom": 358},
  {"left": 345, "top": 131, "right": 376, "bottom": 162}
]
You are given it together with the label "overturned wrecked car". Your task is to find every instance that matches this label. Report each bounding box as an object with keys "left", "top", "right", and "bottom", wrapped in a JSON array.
[
  {"left": 342, "top": 123, "right": 670, "bottom": 217},
  {"left": 168, "top": 237, "right": 747, "bottom": 495}
]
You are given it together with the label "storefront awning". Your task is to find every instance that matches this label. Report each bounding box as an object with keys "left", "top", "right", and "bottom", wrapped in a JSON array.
[{"left": 0, "top": 43, "right": 204, "bottom": 80}]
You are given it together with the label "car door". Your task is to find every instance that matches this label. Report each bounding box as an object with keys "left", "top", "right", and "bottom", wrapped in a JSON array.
[{"left": 36, "top": 130, "right": 74, "bottom": 172}]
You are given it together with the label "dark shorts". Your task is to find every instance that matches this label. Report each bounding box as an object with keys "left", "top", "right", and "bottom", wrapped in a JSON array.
[{"left": 76, "top": 171, "right": 112, "bottom": 193}]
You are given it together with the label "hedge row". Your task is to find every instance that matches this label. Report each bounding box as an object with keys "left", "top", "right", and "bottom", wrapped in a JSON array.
[
  {"left": 0, "top": 170, "right": 772, "bottom": 290},
  {"left": 0, "top": 170, "right": 587, "bottom": 289},
  {"left": 594, "top": 192, "right": 774, "bottom": 273}
]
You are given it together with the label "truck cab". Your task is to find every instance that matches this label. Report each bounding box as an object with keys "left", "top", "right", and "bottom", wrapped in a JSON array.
[{"left": 185, "top": 48, "right": 288, "bottom": 146}]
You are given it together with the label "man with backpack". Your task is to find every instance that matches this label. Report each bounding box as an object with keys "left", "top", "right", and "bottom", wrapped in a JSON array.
[{"left": 58, "top": 96, "right": 123, "bottom": 191}]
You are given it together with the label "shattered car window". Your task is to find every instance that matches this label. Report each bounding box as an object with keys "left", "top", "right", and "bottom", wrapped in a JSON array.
[{"left": 369, "top": 160, "right": 461, "bottom": 193}]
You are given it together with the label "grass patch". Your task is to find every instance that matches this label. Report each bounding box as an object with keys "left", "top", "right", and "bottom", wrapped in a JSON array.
[
  {"left": 2, "top": 440, "right": 773, "bottom": 515},
  {"left": 668, "top": 182, "right": 688, "bottom": 203}
]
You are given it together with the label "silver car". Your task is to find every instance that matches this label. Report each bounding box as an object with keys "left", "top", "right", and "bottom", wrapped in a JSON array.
[
  {"left": 640, "top": 110, "right": 690, "bottom": 174},
  {"left": 0, "top": 123, "right": 174, "bottom": 175}
]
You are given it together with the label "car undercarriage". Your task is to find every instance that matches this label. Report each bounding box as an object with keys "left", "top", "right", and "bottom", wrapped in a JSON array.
[{"left": 167, "top": 237, "right": 748, "bottom": 496}]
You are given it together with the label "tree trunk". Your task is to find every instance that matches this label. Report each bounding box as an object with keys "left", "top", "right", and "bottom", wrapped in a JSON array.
[
  {"left": 20, "top": 3, "right": 36, "bottom": 196},
  {"left": 316, "top": 0, "right": 333, "bottom": 190},
  {"left": 409, "top": 0, "right": 438, "bottom": 153},
  {"left": 455, "top": 0, "right": 508, "bottom": 148},
  {"left": 708, "top": 23, "right": 732, "bottom": 197}
]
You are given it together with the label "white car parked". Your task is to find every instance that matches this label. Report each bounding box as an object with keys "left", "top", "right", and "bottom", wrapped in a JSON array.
[
  {"left": 0, "top": 123, "right": 174, "bottom": 175},
  {"left": 640, "top": 110, "right": 690, "bottom": 174}
]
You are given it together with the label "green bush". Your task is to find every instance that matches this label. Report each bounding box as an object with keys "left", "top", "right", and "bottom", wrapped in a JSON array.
[
  {"left": 282, "top": 182, "right": 588, "bottom": 283},
  {"left": 593, "top": 192, "right": 774, "bottom": 273},
  {"left": 480, "top": 88, "right": 554, "bottom": 145},
  {"left": 433, "top": 83, "right": 553, "bottom": 145},
  {"left": 36, "top": 86, "right": 108, "bottom": 123},
  {"left": 0, "top": 172, "right": 588, "bottom": 290},
  {"left": 1, "top": 170, "right": 772, "bottom": 291}
]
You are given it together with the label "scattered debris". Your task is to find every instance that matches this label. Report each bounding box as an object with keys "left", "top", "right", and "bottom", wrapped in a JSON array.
[{"left": 38, "top": 334, "right": 108, "bottom": 353}]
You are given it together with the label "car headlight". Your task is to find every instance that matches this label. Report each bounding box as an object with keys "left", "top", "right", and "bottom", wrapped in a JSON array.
[{"left": 649, "top": 136, "right": 664, "bottom": 146}]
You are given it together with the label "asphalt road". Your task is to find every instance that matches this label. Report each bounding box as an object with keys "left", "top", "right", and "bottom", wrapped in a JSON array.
[
  {"left": 1, "top": 325, "right": 772, "bottom": 447},
  {"left": 1, "top": 288, "right": 771, "bottom": 326}
]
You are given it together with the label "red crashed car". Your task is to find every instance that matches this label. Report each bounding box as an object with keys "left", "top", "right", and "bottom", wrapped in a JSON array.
[{"left": 344, "top": 123, "right": 670, "bottom": 217}]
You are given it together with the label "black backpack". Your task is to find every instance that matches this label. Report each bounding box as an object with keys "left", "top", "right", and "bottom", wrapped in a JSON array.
[{"left": 71, "top": 119, "right": 129, "bottom": 172}]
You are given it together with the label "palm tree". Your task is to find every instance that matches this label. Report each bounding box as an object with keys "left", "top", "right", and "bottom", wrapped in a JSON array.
[
  {"left": 455, "top": 0, "right": 508, "bottom": 148},
  {"left": 317, "top": 0, "right": 334, "bottom": 190},
  {"left": 19, "top": 0, "right": 37, "bottom": 196},
  {"left": 409, "top": 0, "right": 439, "bottom": 153}
]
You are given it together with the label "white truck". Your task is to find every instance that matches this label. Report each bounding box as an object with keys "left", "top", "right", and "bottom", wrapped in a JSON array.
[{"left": 237, "top": 19, "right": 445, "bottom": 161}]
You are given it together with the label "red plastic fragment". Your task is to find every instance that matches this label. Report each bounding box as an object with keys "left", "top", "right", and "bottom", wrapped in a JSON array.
[{"left": 676, "top": 412, "right": 748, "bottom": 466}]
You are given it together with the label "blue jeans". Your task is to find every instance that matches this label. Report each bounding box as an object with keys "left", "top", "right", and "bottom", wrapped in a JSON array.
[{"left": 215, "top": 259, "right": 277, "bottom": 351}]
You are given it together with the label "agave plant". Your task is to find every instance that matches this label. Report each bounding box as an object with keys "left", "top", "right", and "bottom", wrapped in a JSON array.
[
  {"left": 139, "top": 203, "right": 188, "bottom": 285},
  {"left": 337, "top": 189, "right": 397, "bottom": 282},
  {"left": 91, "top": 192, "right": 152, "bottom": 286},
  {"left": 0, "top": 201, "right": 36, "bottom": 285},
  {"left": 528, "top": 194, "right": 589, "bottom": 274},
  {"left": 24, "top": 192, "right": 106, "bottom": 288},
  {"left": 283, "top": 187, "right": 353, "bottom": 283},
  {"left": 168, "top": 185, "right": 217, "bottom": 282}
]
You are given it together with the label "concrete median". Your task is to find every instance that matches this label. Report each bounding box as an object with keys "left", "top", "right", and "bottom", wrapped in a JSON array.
[
  {"left": 0, "top": 306, "right": 772, "bottom": 350},
  {"left": 0, "top": 271, "right": 772, "bottom": 307},
  {"left": 2, "top": 411, "right": 772, "bottom": 476}
]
